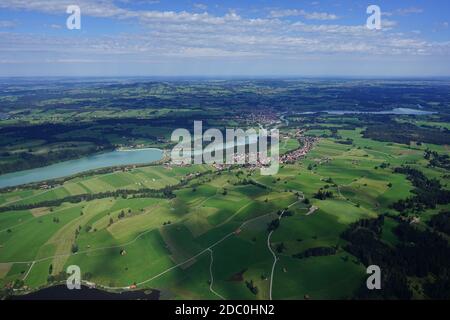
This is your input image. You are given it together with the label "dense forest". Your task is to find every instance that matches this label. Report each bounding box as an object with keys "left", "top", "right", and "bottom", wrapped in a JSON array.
[
  {"left": 342, "top": 216, "right": 450, "bottom": 299},
  {"left": 292, "top": 246, "right": 337, "bottom": 259},
  {"left": 428, "top": 211, "right": 450, "bottom": 236},
  {"left": 363, "top": 123, "right": 450, "bottom": 145}
]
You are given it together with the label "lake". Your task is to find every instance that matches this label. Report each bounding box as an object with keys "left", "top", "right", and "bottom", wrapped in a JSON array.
[
  {"left": 0, "top": 148, "right": 164, "bottom": 188},
  {"left": 11, "top": 284, "right": 160, "bottom": 300},
  {"left": 299, "top": 108, "right": 437, "bottom": 115}
]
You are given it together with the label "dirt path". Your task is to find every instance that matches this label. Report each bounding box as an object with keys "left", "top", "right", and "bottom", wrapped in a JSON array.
[
  {"left": 207, "top": 248, "right": 226, "bottom": 300},
  {"left": 306, "top": 205, "right": 319, "bottom": 216},
  {"left": 267, "top": 199, "right": 300, "bottom": 300}
]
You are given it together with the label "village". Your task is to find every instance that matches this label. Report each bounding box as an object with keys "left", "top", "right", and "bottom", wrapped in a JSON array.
[
  {"left": 168, "top": 113, "right": 319, "bottom": 173},
  {"left": 208, "top": 128, "right": 319, "bottom": 172},
  {"left": 280, "top": 130, "right": 319, "bottom": 164}
]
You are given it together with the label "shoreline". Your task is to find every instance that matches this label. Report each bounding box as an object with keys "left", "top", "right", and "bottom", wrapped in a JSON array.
[
  {"left": 116, "top": 147, "right": 162, "bottom": 152},
  {"left": 7, "top": 282, "right": 160, "bottom": 300},
  {"left": 0, "top": 148, "right": 167, "bottom": 191}
]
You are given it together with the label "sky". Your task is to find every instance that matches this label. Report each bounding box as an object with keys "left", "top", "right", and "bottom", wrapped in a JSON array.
[{"left": 0, "top": 0, "right": 449, "bottom": 77}]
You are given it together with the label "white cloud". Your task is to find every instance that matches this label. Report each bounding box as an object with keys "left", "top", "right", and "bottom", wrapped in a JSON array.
[
  {"left": 270, "top": 9, "right": 338, "bottom": 20},
  {"left": 381, "top": 19, "right": 398, "bottom": 29},
  {"left": 397, "top": 7, "right": 423, "bottom": 15},
  {"left": 193, "top": 3, "right": 207, "bottom": 11},
  {"left": 384, "top": 7, "right": 423, "bottom": 17}
]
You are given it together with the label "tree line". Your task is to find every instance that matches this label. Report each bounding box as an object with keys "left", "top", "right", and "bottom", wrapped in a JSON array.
[
  {"left": 391, "top": 166, "right": 450, "bottom": 214},
  {"left": 0, "top": 187, "right": 175, "bottom": 213}
]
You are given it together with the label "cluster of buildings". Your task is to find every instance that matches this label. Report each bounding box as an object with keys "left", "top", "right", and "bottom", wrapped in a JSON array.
[
  {"left": 210, "top": 150, "right": 272, "bottom": 172},
  {"left": 280, "top": 135, "right": 319, "bottom": 164},
  {"left": 233, "top": 111, "right": 279, "bottom": 127},
  {"left": 171, "top": 128, "right": 318, "bottom": 171}
]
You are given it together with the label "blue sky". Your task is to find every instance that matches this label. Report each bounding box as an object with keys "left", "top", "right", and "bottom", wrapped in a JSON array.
[{"left": 0, "top": 0, "right": 449, "bottom": 77}]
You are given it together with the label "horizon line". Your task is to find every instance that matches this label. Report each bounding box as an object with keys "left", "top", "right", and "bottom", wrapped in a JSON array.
[{"left": 1, "top": 75, "right": 450, "bottom": 80}]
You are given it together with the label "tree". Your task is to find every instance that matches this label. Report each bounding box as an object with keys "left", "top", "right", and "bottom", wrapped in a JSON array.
[
  {"left": 246, "top": 280, "right": 259, "bottom": 295},
  {"left": 276, "top": 242, "right": 286, "bottom": 253},
  {"left": 314, "top": 189, "right": 333, "bottom": 200},
  {"left": 71, "top": 243, "right": 79, "bottom": 253},
  {"left": 267, "top": 219, "right": 280, "bottom": 232}
]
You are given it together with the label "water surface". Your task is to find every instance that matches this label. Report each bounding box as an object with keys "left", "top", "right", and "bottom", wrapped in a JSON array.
[
  {"left": 11, "top": 284, "right": 159, "bottom": 300},
  {"left": 0, "top": 148, "right": 163, "bottom": 188},
  {"left": 299, "top": 108, "right": 437, "bottom": 115}
]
